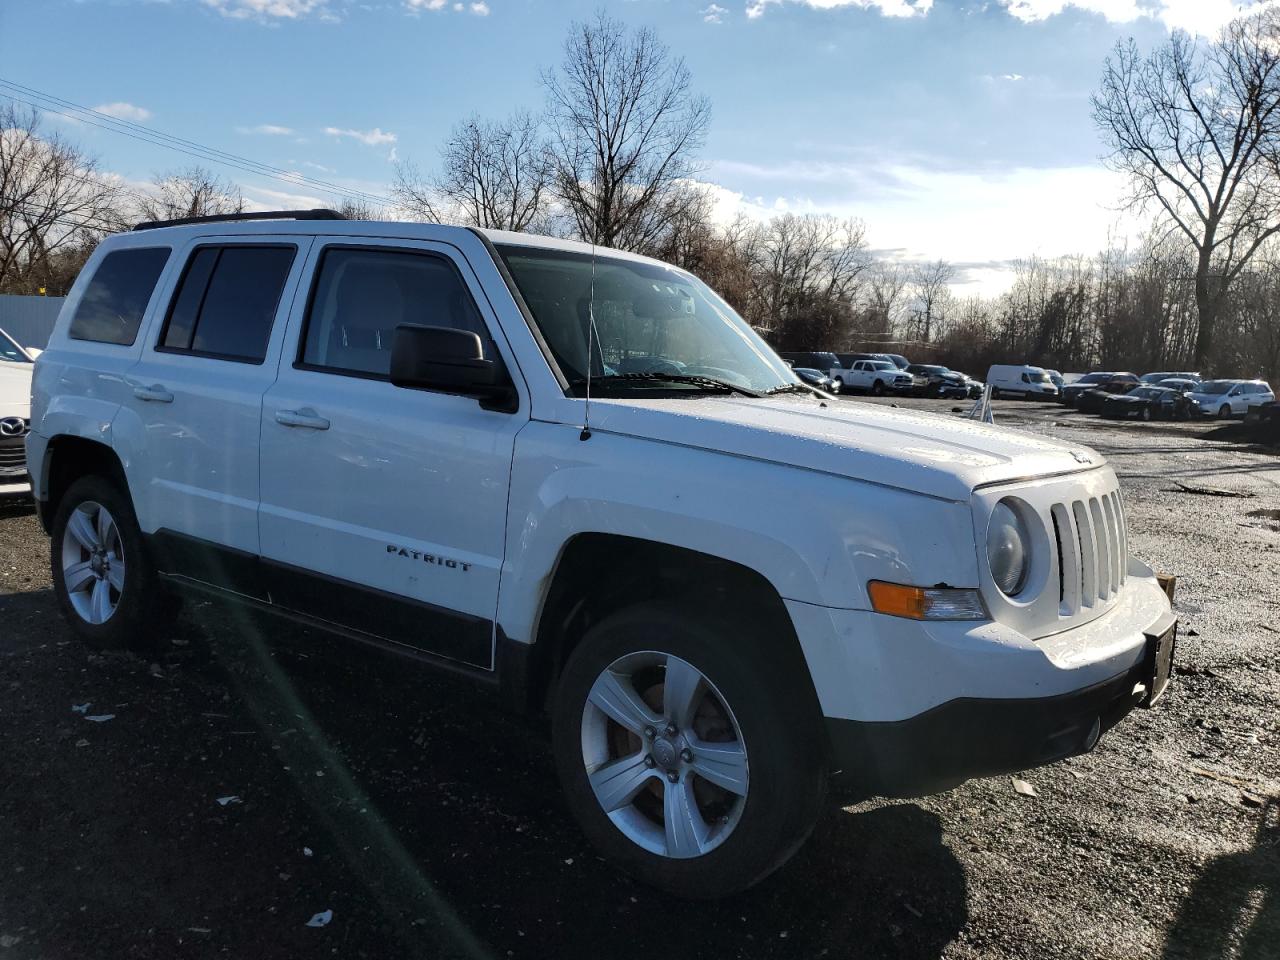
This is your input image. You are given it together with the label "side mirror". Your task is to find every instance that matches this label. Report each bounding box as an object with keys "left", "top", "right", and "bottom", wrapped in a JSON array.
[{"left": 389, "top": 324, "right": 514, "bottom": 408}]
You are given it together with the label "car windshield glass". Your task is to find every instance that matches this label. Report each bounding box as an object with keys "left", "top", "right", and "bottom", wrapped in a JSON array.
[
  {"left": 1129, "top": 388, "right": 1159, "bottom": 399},
  {"left": 0, "top": 329, "right": 31, "bottom": 363},
  {"left": 497, "top": 245, "right": 796, "bottom": 395},
  {"left": 1028, "top": 370, "right": 1050, "bottom": 382},
  {"left": 1197, "top": 380, "right": 1233, "bottom": 394},
  {"left": 1079, "top": 373, "right": 1110, "bottom": 384}
]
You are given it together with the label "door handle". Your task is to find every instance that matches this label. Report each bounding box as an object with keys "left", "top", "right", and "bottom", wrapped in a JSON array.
[
  {"left": 275, "top": 408, "right": 330, "bottom": 430},
  {"left": 133, "top": 384, "right": 174, "bottom": 403}
]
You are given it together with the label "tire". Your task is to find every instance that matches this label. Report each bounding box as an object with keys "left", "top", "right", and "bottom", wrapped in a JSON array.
[
  {"left": 1141, "top": 406, "right": 1152, "bottom": 421},
  {"left": 551, "top": 602, "right": 826, "bottom": 899},
  {"left": 871, "top": 380, "right": 885, "bottom": 396},
  {"left": 1219, "top": 404, "right": 1232, "bottom": 419},
  {"left": 991, "top": 388, "right": 1002, "bottom": 400},
  {"left": 50, "top": 475, "right": 177, "bottom": 651}
]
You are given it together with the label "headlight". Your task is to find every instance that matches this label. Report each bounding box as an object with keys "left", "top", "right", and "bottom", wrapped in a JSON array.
[{"left": 987, "top": 499, "right": 1029, "bottom": 596}]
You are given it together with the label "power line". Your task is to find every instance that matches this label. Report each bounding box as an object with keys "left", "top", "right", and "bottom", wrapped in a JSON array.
[{"left": 0, "top": 78, "right": 395, "bottom": 210}]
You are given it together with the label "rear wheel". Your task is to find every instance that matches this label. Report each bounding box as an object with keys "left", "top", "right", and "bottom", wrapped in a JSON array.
[
  {"left": 991, "top": 388, "right": 1002, "bottom": 400},
  {"left": 50, "top": 475, "right": 176, "bottom": 650},
  {"left": 551, "top": 602, "right": 826, "bottom": 898}
]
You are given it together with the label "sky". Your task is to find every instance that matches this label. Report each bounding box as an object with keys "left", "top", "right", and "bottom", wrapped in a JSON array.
[{"left": 0, "top": 0, "right": 1274, "bottom": 295}]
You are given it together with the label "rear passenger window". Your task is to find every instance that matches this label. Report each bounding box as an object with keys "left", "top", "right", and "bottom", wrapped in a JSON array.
[
  {"left": 159, "top": 245, "right": 296, "bottom": 363},
  {"left": 299, "top": 247, "right": 488, "bottom": 379},
  {"left": 68, "top": 248, "right": 170, "bottom": 345}
]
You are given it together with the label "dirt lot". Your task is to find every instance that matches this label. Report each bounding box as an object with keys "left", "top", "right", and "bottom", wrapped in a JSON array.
[{"left": 0, "top": 398, "right": 1276, "bottom": 960}]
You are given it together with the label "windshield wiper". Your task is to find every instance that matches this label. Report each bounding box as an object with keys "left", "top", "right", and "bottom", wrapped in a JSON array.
[
  {"left": 764, "top": 382, "right": 826, "bottom": 397},
  {"left": 571, "top": 372, "right": 763, "bottom": 398}
]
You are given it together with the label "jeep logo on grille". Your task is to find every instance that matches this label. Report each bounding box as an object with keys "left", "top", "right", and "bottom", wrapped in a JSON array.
[{"left": 0, "top": 417, "right": 27, "bottom": 438}]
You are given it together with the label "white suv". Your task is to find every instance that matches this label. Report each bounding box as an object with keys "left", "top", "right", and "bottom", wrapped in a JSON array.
[
  {"left": 26, "top": 212, "right": 1177, "bottom": 898},
  {"left": 1188, "top": 379, "right": 1275, "bottom": 418}
]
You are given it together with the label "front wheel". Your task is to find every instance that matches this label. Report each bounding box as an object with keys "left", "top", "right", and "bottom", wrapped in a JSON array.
[
  {"left": 551, "top": 603, "right": 826, "bottom": 898},
  {"left": 991, "top": 388, "right": 1002, "bottom": 400},
  {"left": 1141, "top": 406, "right": 1152, "bottom": 421},
  {"left": 50, "top": 475, "right": 176, "bottom": 650},
  {"left": 1219, "top": 404, "right": 1233, "bottom": 419},
  {"left": 871, "top": 380, "right": 885, "bottom": 396}
]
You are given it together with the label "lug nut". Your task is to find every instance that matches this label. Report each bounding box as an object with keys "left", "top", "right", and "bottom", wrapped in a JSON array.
[
  {"left": 665, "top": 723, "right": 678, "bottom": 737},
  {"left": 666, "top": 770, "right": 679, "bottom": 783},
  {"left": 644, "top": 726, "right": 656, "bottom": 740},
  {"left": 644, "top": 756, "right": 656, "bottom": 768},
  {"left": 680, "top": 748, "right": 694, "bottom": 763}
]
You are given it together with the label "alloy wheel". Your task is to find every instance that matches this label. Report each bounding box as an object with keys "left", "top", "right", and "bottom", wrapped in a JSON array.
[
  {"left": 581, "top": 651, "right": 749, "bottom": 859},
  {"left": 60, "top": 501, "right": 125, "bottom": 625}
]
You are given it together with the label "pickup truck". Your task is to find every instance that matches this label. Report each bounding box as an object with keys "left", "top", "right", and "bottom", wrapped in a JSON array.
[
  {"left": 26, "top": 211, "right": 1177, "bottom": 898},
  {"left": 832, "top": 358, "right": 914, "bottom": 395}
]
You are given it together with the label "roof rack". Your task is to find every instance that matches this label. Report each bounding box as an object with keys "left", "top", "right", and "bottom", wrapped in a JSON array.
[{"left": 132, "top": 208, "right": 348, "bottom": 232}]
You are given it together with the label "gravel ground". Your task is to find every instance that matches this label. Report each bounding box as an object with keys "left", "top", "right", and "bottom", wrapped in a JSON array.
[{"left": 0, "top": 398, "right": 1276, "bottom": 960}]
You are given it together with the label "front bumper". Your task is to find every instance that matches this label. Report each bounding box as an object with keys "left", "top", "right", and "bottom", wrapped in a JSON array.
[
  {"left": 825, "top": 645, "right": 1159, "bottom": 798},
  {"left": 786, "top": 563, "right": 1175, "bottom": 797}
]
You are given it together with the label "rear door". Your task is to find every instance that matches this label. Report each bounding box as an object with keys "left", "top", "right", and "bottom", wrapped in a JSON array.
[
  {"left": 257, "top": 237, "right": 526, "bottom": 668},
  {"left": 123, "top": 237, "right": 310, "bottom": 580}
]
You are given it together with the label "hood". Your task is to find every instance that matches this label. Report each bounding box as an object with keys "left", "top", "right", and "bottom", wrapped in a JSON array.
[
  {"left": 580, "top": 395, "right": 1102, "bottom": 502},
  {"left": 0, "top": 362, "right": 32, "bottom": 417}
]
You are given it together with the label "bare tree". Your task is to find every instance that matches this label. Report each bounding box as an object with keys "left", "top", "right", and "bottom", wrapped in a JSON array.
[
  {"left": 0, "top": 103, "right": 123, "bottom": 293},
  {"left": 1093, "top": 12, "right": 1280, "bottom": 366},
  {"left": 395, "top": 112, "right": 550, "bottom": 231},
  {"left": 907, "top": 258, "right": 955, "bottom": 342},
  {"left": 137, "top": 165, "right": 243, "bottom": 223},
  {"left": 543, "top": 12, "right": 710, "bottom": 248}
]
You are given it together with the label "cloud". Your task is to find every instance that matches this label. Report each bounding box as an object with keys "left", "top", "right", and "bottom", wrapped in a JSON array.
[
  {"left": 746, "top": 0, "right": 933, "bottom": 19},
  {"left": 237, "top": 123, "right": 295, "bottom": 135},
  {"left": 93, "top": 101, "right": 151, "bottom": 122},
  {"left": 405, "top": 0, "right": 489, "bottom": 12},
  {"left": 202, "top": 0, "right": 329, "bottom": 18},
  {"left": 324, "top": 126, "right": 398, "bottom": 146},
  {"left": 470, "top": 1, "right": 489, "bottom": 13},
  {"left": 996, "top": 0, "right": 1278, "bottom": 34},
  {"left": 702, "top": 3, "right": 729, "bottom": 21}
]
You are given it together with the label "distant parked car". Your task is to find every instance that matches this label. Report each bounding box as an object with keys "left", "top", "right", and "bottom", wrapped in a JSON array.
[
  {"left": 985, "top": 364, "right": 1060, "bottom": 400},
  {"left": 832, "top": 359, "right": 914, "bottom": 395},
  {"left": 792, "top": 367, "right": 840, "bottom": 393},
  {"left": 1, "top": 326, "right": 36, "bottom": 496},
  {"left": 881, "top": 353, "right": 910, "bottom": 370},
  {"left": 1044, "top": 369, "right": 1065, "bottom": 390},
  {"left": 1101, "top": 386, "right": 1196, "bottom": 421},
  {"left": 1076, "top": 388, "right": 1116, "bottom": 415},
  {"left": 778, "top": 351, "right": 842, "bottom": 376},
  {"left": 1189, "top": 379, "right": 1276, "bottom": 418},
  {"left": 906, "top": 364, "right": 969, "bottom": 398},
  {"left": 1156, "top": 377, "right": 1200, "bottom": 393},
  {"left": 1140, "top": 371, "right": 1201, "bottom": 384},
  {"left": 1061, "top": 372, "right": 1139, "bottom": 407}
]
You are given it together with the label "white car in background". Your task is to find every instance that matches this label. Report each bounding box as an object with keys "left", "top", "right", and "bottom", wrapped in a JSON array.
[
  {"left": 1189, "top": 379, "right": 1275, "bottom": 418},
  {"left": 0, "top": 327, "right": 37, "bottom": 495}
]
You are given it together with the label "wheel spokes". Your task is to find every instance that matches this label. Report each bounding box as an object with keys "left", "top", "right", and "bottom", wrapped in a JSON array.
[
  {"left": 96, "top": 507, "right": 116, "bottom": 550},
  {"left": 89, "top": 578, "right": 113, "bottom": 624},
  {"left": 67, "top": 509, "right": 99, "bottom": 552},
  {"left": 588, "top": 752, "right": 657, "bottom": 812},
  {"left": 588, "top": 669, "right": 663, "bottom": 737},
  {"left": 664, "top": 776, "right": 711, "bottom": 858},
  {"left": 662, "top": 656, "right": 703, "bottom": 730},
  {"left": 687, "top": 738, "right": 749, "bottom": 797},
  {"left": 64, "top": 560, "right": 97, "bottom": 594},
  {"left": 105, "top": 559, "right": 126, "bottom": 593}
]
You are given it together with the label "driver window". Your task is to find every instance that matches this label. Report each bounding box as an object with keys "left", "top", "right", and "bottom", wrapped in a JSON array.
[{"left": 300, "top": 247, "right": 488, "bottom": 378}]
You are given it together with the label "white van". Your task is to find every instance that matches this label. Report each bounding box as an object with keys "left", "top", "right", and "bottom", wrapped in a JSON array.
[{"left": 986, "top": 364, "right": 1059, "bottom": 400}]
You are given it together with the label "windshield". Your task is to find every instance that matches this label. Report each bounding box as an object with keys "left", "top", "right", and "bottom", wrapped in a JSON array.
[
  {"left": 1078, "top": 372, "right": 1111, "bottom": 384},
  {"left": 0, "top": 329, "right": 31, "bottom": 364},
  {"left": 1128, "top": 387, "right": 1159, "bottom": 399},
  {"left": 497, "top": 245, "right": 796, "bottom": 395},
  {"left": 1196, "top": 380, "right": 1233, "bottom": 395},
  {"left": 1027, "top": 369, "right": 1050, "bottom": 382}
]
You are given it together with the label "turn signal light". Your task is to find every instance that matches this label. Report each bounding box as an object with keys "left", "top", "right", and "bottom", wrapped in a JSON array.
[{"left": 868, "top": 581, "right": 988, "bottom": 621}]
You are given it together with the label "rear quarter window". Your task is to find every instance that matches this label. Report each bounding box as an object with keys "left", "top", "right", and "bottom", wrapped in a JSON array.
[{"left": 68, "top": 247, "right": 171, "bottom": 345}]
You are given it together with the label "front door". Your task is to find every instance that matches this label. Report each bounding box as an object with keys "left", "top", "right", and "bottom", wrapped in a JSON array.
[{"left": 258, "top": 238, "right": 526, "bottom": 669}]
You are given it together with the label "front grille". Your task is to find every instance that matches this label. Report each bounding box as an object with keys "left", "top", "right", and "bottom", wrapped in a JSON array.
[
  {"left": 0, "top": 437, "right": 28, "bottom": 475},
  {"left": 1050, "top": 490, "right": 1127, "bottom": 615}
]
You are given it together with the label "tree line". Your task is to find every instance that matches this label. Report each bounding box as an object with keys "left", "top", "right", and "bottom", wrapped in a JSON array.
[{"left": 2, "top": 11, "right": 1278, "bottom": 381}]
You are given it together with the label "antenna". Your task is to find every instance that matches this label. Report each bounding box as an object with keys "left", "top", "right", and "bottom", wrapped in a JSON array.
[{"left": 580, "top": 232, "right": 600, "bottom": 441}]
